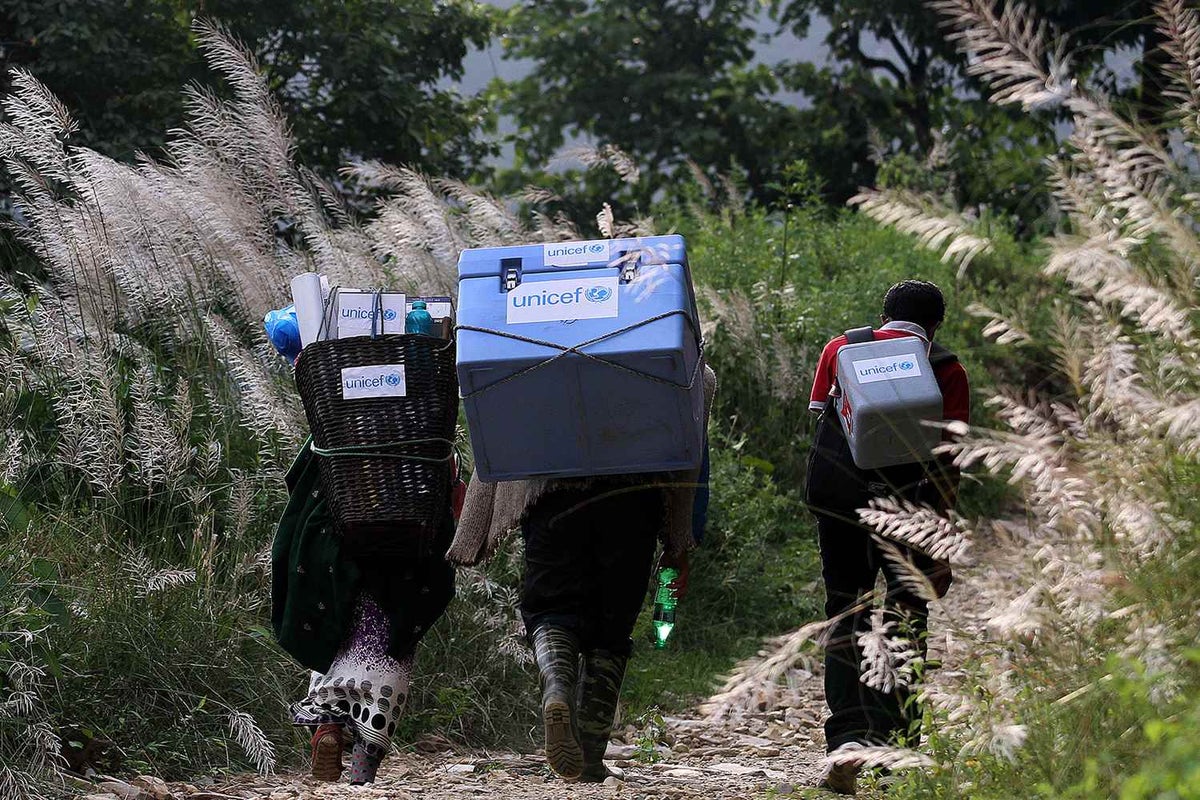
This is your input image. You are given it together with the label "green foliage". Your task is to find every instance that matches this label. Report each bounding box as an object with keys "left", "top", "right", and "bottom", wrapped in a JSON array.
[
  {"left": 772, "top": 0, "right": 1155, "bottom": 211},
  {"left": 663, "top": 194, "right": 1039, "bottom": 490},
  {"left": 623, "top": 441, "right": 822, "bottom": 715},
  {"left": 493, "top": 0, "right": 806, "bottom": 208},
  {"left": 0, "top": 0, "right": 496, "bottom": 177}
]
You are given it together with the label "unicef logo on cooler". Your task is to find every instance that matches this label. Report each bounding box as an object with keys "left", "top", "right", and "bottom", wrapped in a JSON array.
[
  {"left": 585, "top": 286, "right": 613, "bottom": 303},
  {"left": 899, "top": 361, "right": 915, "bottom": 371},
  {"left": 589, "top": 243, "right": 606, "bottom": 254},
  {"left": 385, "top": 372, "right": 402, "bottom": 386},
  {"left": 383, "top": 309, "right": 398, "bottom": 321}
]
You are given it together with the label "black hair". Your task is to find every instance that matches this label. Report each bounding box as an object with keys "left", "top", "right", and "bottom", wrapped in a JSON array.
[{"left": 883, "top": 280, "right": 946, "bottom": 334}]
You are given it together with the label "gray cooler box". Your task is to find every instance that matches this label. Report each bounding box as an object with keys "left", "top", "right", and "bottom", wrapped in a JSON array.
[{"left": 835, "top": 337, "right": 944, "bottom": 469}]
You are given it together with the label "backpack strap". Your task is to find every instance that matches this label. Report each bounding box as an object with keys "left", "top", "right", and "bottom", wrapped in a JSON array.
[
  {"left": 929, "top": 342, "right": 959, "bottom": 367},
  {"left": 844, "top": 326, "right": 875, "bottom": 344}
]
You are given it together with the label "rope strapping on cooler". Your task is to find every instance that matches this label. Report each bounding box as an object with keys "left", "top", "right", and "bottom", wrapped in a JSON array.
[{"left": 455, "top": 309, "right": 704, "bottom": 400}]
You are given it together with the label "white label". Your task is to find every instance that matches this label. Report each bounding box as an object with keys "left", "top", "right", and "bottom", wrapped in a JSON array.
[
  {"left": 506, "top": 276, "right": 620, "bottom": 325},
  {"left": 336, "top": 291, "right": 406, "bottom": 337},
  {"left": 851, "top": 354, "right": 924, "bottom": 384},
  {"left": 542, "top": 239, "right": 611, "bottom": 267},
  {"left": 340, "top": 364, "right": 407, "bottom": 399}
]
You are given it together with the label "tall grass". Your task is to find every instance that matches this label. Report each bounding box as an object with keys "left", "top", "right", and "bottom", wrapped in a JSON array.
[
  {"left": 704, "top": 1, "right": 1200, "bottom": 796},
  {"left": 0, "top": 18, "right": 833, "bottom": 797},
  {"left": 0, "top": 21, "right": 588, "bottom": 798}
]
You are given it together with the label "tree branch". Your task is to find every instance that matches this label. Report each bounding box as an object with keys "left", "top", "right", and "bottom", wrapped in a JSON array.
[
  {"left": 886, "top": 31, "right": 917, "bottom": 74},
  {"left": 849, "top": 32, "right": 908, "bottom": 88}
]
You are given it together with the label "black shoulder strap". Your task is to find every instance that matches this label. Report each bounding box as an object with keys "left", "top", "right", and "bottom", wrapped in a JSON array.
[
  {"left": 929, "top": 341, "right": 958, "bottom": 366},
  {"left": 844, "top": 326, "right": 874, "bottom": 344}
]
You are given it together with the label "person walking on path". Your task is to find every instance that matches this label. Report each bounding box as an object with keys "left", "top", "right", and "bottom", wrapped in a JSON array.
[
  {"left": 804, "top": 280, "right": 970, "bottom": 795},
  {"left": 448, "top": 364, "right": 716, "bottom": 783},
  {"left": 272, "top": 442, "right": 465, "bottom": 784}
]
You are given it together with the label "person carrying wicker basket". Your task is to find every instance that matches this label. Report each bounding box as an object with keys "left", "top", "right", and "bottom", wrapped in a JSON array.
[
  {"left": 447, "top": 363, "right": 716, "bottom": 783},
  {"left": 271, "top": 442, "right": 466, "bottom": 784}
]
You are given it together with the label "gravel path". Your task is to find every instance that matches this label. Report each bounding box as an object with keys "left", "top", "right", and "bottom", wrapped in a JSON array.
[{"left": 88, "top": 531, "right": 1020, "bottom": 800}]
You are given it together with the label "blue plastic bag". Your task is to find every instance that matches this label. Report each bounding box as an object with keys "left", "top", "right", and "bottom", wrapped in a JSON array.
[{"left": 265, "top": 305, "right": 302, "bottom": 361}]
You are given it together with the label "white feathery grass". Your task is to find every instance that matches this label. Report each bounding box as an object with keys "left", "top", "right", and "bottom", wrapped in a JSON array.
[
  {"left": 1158, "top": 0, "right": 1200, "bottom": 144},
  {"left": 859, "top": 498, "right": 974, "bottom": 565},
  {"left": 858, "top": 608, "right": 920, "bottom": 693},
  {"left": 930, "top": 0, "right": 1073, "bottom": 111},
  {"left": 701, "top": 618, "right": 831, "bottom": 719},
  {"left": 228, "top": 710, "right": 276, "bottom": 775},
  {"left": 850, "top": 188, "right": 993, "bottom": 274}
]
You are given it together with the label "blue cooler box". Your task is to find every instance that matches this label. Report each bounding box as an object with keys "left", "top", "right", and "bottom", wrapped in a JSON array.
[{"left": 456, "top": 235, "right": 704, "bottom": 482}]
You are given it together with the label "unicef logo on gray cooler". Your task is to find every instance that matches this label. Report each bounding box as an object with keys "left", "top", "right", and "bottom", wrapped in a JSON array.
[{"left": 851, "top": 353, "right": 924, "bottom": 385}]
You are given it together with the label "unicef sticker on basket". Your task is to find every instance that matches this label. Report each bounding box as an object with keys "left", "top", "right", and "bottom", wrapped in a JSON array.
[
  {"left": 340, "top": 364, "right": 407, "bottom": 400},
  {"left": 506, "top": 276, "right": 619, "bottom": 325},
  {"left": 335, "top": 290, "right": 406, "bottom": 337}
]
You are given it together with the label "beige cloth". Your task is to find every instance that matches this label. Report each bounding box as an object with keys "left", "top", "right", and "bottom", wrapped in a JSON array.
[{"left": 447, "top": 364, "right": 718, "bottom": 567}]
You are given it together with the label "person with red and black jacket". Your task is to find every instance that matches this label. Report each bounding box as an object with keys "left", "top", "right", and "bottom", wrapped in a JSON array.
[{"left": 805, "top": 280, "right": 970, "bottom": 795}]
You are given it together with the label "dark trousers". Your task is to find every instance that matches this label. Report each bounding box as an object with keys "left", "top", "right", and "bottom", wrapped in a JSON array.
[
  {"left": 521, "top": 482, "right": 663, "bottom": 657},
  {"left": 819, "top": 512, "right": 947, "bottom": 752}
]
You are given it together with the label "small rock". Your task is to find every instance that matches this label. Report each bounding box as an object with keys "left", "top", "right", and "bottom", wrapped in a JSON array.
[
  {"left": 98, "top": 780, "right": 151, "bottom": 800},
  {"left": 131, "top": 777, "right": 173, "bottom": 800},
  {"left": 605, "top": 743, "right": 638, "bottom": 760},
  {"left": 662, "top": 768, "right": 704, "bottom": 779},
  {"left": 775, "top": 782, "right": 795, "bottom": 795},
  {"left": 706, "top": 763, "right": 765, "bottom": 777},
  {"left": 603, "top": 776, "right": 622, "bottom": 789},
  {"left": 446, "top": 763, "right": 477, "bottom": 774},
  {"left": 82, "top": 795, "right": 120, "bottom": 800}
]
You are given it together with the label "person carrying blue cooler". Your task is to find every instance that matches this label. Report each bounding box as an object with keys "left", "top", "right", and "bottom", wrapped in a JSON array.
[{"left": 447, "top": 363, "right": 716, "bottom": 783}]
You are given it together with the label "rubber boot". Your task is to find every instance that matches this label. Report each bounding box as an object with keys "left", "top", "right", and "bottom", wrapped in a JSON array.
[
  {"left": 531, "top": 625, "right": 584, "bottom": 779},
  {"left": 574, "top": 648, "right": 629, "bottom": 783}
]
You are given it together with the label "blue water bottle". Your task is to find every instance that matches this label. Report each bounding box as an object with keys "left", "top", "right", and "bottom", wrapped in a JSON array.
[{"left": 405, "top": 300, "right": 434, "bottom": 336}]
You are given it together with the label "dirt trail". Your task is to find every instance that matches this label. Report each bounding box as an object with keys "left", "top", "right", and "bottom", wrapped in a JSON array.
[
  {"left": 93, "top": 532, "right": 1016, "bottom": 800},
  {"left": 152, "top": 692, "right": 828, "bottom": 800}
]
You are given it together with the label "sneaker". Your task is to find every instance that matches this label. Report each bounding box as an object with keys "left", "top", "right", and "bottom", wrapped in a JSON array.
[
  {"left": 309, "top": 724, "right": 344, "bottom": 782},
  {"left": 819, "top": 742, "right": 864, "bottom": 795}
]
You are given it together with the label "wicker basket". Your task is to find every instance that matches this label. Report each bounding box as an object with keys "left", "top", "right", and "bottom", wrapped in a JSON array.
[{"left": 294, "top": 334, "right": 458, "bottom": 550}]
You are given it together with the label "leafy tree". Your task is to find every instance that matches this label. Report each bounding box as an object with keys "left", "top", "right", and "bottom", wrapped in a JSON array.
[
  {"left": 202, "top": 0, "right": 497, "bottom": 177},
  {"left": 0, "top": 0, "right": 496, "bottom": 177},
  {"left": 772, "top": 0, "right": 1162, "bottom": 215},
  {"left": 0, "top": 0, "right": 195, "bottom": 160},
  {"left": 494, "top": 0, "right": 807, "bottom": 209}
]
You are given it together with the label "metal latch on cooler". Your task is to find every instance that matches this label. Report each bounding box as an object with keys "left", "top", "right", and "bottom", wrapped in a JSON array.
[
  {"left": 616, "top": 250, "right": 641, "bottom": 283},
  {"left": 500, "top": 257, "right": 522, "bottom": 292}
]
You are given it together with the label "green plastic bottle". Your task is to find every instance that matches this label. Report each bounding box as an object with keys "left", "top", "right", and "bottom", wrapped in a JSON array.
[
  {"left": 405, "top": 300, "right": 433, "bottom": 335},
  {"left": 652, "top": 567, "right": 679, "bottom": 649}
]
